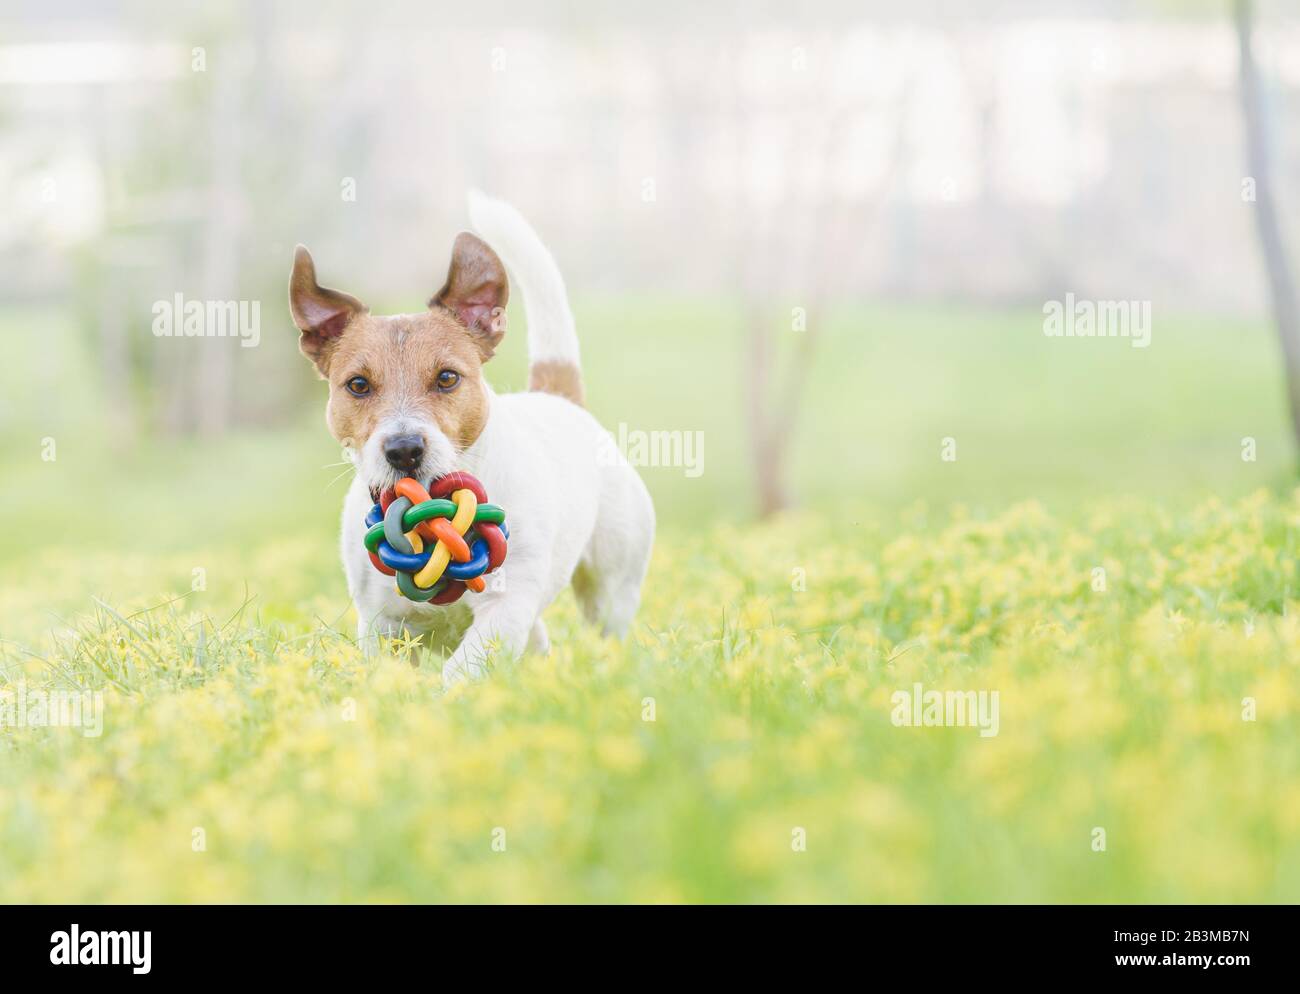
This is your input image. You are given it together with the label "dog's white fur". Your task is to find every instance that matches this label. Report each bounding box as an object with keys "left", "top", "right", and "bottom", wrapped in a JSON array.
[{"left": 339, "top": 193, "right": 655, "bottom": 683}]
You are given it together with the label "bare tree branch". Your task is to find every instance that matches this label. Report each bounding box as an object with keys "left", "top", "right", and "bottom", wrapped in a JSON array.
[{"left": 1235, "top": 0, "right": 1300, "bottom": 451}]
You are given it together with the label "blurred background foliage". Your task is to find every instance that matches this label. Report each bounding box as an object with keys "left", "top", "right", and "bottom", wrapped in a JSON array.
[{"left": 0, "top": 0, "right": 1297, "bottom": 572}]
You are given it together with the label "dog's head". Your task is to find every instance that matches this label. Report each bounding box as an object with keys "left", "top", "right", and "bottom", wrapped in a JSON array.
[{"left": 289, "top": 233, "right": 508, "bottom": 499}]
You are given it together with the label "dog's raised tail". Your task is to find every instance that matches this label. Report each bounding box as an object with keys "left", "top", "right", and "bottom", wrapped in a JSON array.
[{"left": 467, "top": 190, "right": 583, "bottom": 406}]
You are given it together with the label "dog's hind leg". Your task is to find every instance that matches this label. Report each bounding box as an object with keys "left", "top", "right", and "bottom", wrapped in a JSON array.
[
  {"left": 574, "top": 569, "right": 645, "bottom": 638},
  {"left": 528, "top": 617, "right": 551, "bottom": 654},
  {"left": 574, "top": 468, "right": 654, "bottom": 638},
  {"left": 573, "top": 533, "right": 652, "bottom": 638}
]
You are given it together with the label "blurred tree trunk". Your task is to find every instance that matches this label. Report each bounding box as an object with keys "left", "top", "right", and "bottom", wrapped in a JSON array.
[
  {"left": 195, "top": 49, "right": 240, "bottom": 436},
  {"left": 739, "top": 80, "right": 908, "bottom": 518},
  {"left": 743, "top": 299, "right": 799, "bottom": 518},
  {"left": 1235, "top": 0, "right": 1300, "bottom": 447},
  {"left": 99, "top": 281, "right": 137, "bottom": 445},
  {"left": 91, "top": 90, "right": 138, "bottom": 447}
]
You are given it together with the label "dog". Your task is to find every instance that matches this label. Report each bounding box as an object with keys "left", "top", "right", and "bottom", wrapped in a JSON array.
[{"left": 289, "top": 192, "right": 655, "bottom": 683}]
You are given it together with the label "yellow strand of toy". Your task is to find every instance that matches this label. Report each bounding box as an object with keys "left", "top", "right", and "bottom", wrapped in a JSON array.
[
  {"left": 450, "top": 488, "right": 476, "bottom": 536},
  {"left": 411, "top": 490, "right": 475, "bottom": 588}
]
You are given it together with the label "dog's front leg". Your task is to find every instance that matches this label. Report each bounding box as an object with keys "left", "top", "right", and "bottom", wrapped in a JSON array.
[
  {"left": 442, "top": 592, "right": 540, "bottom": 686},
  {"left": 356, "top": 610, "right": 405, "bottom": 658}
]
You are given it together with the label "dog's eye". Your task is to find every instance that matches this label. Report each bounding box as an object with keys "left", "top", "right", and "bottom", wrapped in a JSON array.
[
  {"left": 345, "top": 376, "right": 371, "bottom": 397},
  {"left": 435, "top": 370, "right": 460, "bottom": 392}
]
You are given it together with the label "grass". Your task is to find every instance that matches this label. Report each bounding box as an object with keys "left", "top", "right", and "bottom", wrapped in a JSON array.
[
  {"left": 0, "top": 300, "right": 1297, "bottom": 901},
  {"left": 1, "top": 490, "right": 1297, "bottom": 901}
]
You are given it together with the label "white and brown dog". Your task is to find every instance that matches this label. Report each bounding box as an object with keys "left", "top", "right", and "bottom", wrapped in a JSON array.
[{"left": 290, "top": 192, "right": 654, "bottom": 683}]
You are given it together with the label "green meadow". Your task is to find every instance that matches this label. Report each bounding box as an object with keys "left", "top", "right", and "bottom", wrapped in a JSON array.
[{"left": 0, "top": 300, "right": 1296, "bottom": 901}]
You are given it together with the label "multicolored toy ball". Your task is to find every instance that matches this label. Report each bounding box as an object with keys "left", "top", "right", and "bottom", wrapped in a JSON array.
[{"left": 363, "top": 471, "right": 508, "bottom": 604}]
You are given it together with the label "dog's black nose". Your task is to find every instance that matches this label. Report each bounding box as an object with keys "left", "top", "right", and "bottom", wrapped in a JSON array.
[{"left": 384, "top": 434, "right": 425, "bottom": 472}]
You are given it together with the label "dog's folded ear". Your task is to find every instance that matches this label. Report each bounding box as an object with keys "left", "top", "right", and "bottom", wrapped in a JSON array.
[
  {"left": 289, "top": 245, "right": 367, "bottom": 374},
  {"left": 431, "top": 232, "right": 509, "bottom": 359}
]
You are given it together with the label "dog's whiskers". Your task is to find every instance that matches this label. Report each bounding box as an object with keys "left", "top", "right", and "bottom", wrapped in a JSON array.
[{"left": 324, "top": 464, "right": 356, "bottom": 492}]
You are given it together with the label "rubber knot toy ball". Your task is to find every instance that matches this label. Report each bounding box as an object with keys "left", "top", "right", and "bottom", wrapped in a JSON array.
[{"left": 363, "top": 472, "right": 508, "bottom": 604}]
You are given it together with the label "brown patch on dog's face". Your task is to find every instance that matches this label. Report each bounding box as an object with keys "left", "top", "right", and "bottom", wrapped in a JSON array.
[
  {"left": 322, "top": 310, "right": 491, "bottom": 455},
  {"left": 289, "top": 236, "right": 510, "bottom": 488}
]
